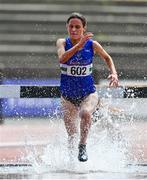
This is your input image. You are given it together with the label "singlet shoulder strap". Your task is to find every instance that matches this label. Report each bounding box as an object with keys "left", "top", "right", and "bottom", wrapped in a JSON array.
[{"left": 65, "top": 37, "right": 73, "bottom": 50}]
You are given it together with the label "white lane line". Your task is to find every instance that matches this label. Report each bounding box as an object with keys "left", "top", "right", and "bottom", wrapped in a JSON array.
[{"left": 0, "top": 141, "right": 48, "bottom": 148}]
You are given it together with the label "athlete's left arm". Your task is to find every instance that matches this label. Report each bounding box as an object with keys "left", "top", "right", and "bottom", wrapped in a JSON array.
[{"left": 93, "top": 40, "right": 119, "bottom": 87}]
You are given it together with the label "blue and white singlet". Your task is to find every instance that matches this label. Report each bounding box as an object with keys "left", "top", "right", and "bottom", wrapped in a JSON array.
[{"left": 60, "top": 37, "right": 96, "bottom": 99}]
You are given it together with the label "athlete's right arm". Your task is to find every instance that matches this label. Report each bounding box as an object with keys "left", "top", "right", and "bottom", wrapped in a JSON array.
[
  {"left": 56, "top": 33, "right": 93, "bottom": 64},
  {"left": 56, "top": 38, "right": 80, "bottom": 64}
]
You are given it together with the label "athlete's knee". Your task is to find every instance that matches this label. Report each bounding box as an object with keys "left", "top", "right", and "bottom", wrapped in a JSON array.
[{"left": 79, "top": 109, "right": 91, "bottom": 120}]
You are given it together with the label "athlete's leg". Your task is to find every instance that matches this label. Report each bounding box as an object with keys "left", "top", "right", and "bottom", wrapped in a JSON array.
[
  {"left": 77, "top": 92, "right": 98, "bottom": 161},
  {"left": 61, "top": 96, "right": 79, "bottom": 144},
  {"left": 79, "top": 92, "right": 98, "bottom": 145}
]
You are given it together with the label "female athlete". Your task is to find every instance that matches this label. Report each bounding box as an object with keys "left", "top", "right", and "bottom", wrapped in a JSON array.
[{"left": 56, "top": 12, "right": 119, "bottom": 162}]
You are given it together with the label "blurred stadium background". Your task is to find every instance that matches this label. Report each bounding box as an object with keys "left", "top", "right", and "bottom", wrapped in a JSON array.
[{"left": 0, "top": 0, "right": 147, "bottom": 122}]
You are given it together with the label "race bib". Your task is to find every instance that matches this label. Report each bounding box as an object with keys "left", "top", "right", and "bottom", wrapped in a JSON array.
[{"left": 60, "top": 64, "right": 93, "bottom": 77}]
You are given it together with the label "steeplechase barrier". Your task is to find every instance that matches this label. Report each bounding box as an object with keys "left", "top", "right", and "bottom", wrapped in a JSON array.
[
  {"left": 0, "top": 84, "right": 147, "bottom": 121},
  {"left": 0, "top": 85, "right": 147, "bottom": 98}
]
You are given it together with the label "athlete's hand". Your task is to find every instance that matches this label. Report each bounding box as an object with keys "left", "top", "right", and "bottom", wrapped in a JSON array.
[
  {"left": 78, "top": 32, "right": 93, "bottom": 48},
  {"left": 108, "top": 73, "right": 119, "bottom": 87}
]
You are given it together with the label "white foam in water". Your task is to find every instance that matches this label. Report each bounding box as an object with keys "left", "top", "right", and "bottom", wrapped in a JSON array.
[
  {"left": 6, "top": 98, "right": 145, "bottom": 179},
  {"left": 23, "top": 104, "right": 131, "bottom": 175}
]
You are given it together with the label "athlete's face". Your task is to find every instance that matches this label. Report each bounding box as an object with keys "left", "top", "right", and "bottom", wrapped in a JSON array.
[{"left": 66, "top": 18, "right": 86, "bottom": 40}]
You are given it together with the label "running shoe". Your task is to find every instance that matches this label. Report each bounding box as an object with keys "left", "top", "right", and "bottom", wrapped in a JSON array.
[{"left": 78, "top": 144, "right": 88, "bottom": 162}]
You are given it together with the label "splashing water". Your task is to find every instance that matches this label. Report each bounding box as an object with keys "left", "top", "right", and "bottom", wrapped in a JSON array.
[
  {"left": 22, "top": 109, "right": 131, "bottom": 174},
  {"left": 14, "top": 96, "right": 145, "bottom": 177}
]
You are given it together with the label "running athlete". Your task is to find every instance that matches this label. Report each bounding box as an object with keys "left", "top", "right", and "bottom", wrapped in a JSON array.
[{"left": 56, "top": 12, "right": 119, "bottom": 162}]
